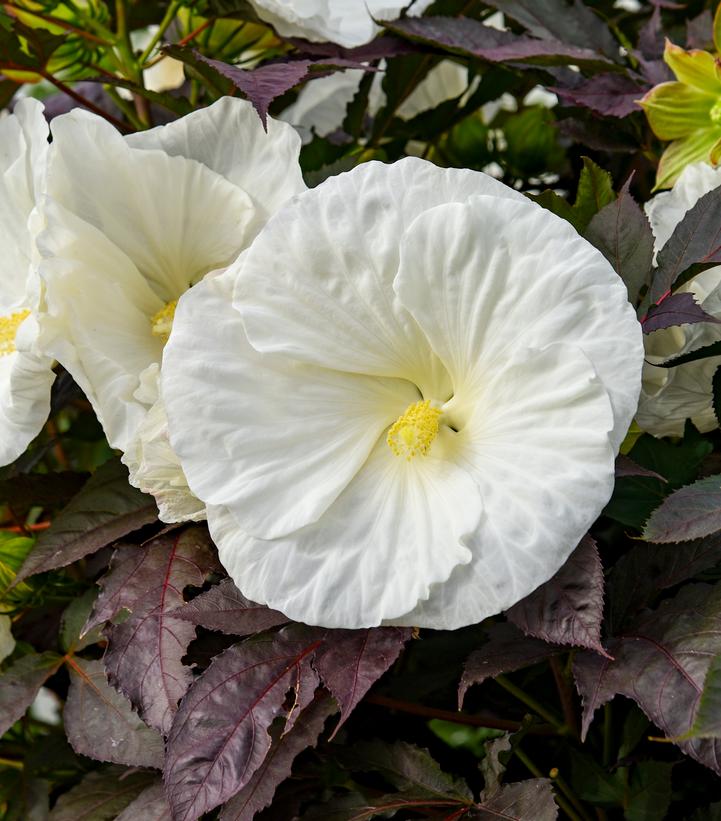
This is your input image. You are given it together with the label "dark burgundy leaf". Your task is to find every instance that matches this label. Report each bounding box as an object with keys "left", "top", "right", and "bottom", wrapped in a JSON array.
[
  {"left": 64, "top": 658, "right": 165, "bottom": 769},
  {"left": 337, "top": 739, "right": 473, "bottom": 802},
  {"left": 172, "top": 578, "right": 288, "bottom": 636},
  {"left": 459, "top": 624, "right": 561, "bottom": 707},
  {"left": 643, "top": 292, "right": 721, "bottom": 333},
  {"left": 101, "top": 527, "right": 220, "bottom": 734},
  {"left": 303, "top": 793, "right": 465, "bottom": 820},
  {"left": 48, "top": 767, "right": 156, "bottom": 821},
  {"left": 14, "top": 459, "right": 157, "bottom": 584},
  {"left": 687, "top": 10, "right": 714, "bottom": 50},
  {"left": 219, "top": 692, "right": 336, "bottom": 821},
  {"left": 574, "top": 582, "right": 721, "bottom": 773},
  {"left": 651, "top": 186, "right": 721, "bottom": 304},
  {"left": 470, "top": 779, "right": 558, "bottom": 820},
  {"left": 0, "top": 651, "right": 61, "bottom": 736},
  {"left": 315, "top": 627, "right": 412, "bottom": 736},
  {"left": 482, "top": 0, "right": 617, "bottom": 56},
  {"left": 114, "top": 781, "right": 171, "bottom": 821},
  {"left": 507, "top": 535, "right": 608, "bottom": 656},
  {"left": 615, "top": 454, "right": 666, "bottom": 481},
  {"left": 0, "top": 471, "right": 88, "bottom": 518},
  {"left": 606, "top": 532, "right": 721, "bottom": 632},
  {"left": 383, "top": 16, "right": 616, "bottom": 71},
  {"left": 643, "top": 475, "right": 721, "bottom": 543},
  {"left": 584, "top": 177, "right": 654, "bottom": 304},
  {"left": 164, "top": 625, "right": 323, "bottom": 821},
  {"left": 554, "top": 74, "right": 646, "bottom": 117},
  {"left": 287, "top": 34, "right": 419, "bottom": 62}
]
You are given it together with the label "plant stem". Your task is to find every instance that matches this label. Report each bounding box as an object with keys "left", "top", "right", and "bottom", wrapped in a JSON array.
[
  {"left": 603, "top": 703, "right": 613, "bottom": 767},
  {"left": 39, "top": 71, "right": 131, "bottom": 132},
  {"left": 495, "top": 674, "right": 565, "bottom": 730},
  {"left": 551, "top": 656, "right": 580, "bottom": 737},
  {"left": 515, "top": 747, "right": 585, "bottom": 821},
  {"left": 365, "top": 694, "right": 556, "bottom": 735},
  {"left": 139, "top": 0, "right": 182, "bottom": 65},
  {"left": 104, "top": 85, "right": 146, "bottom": 130}
]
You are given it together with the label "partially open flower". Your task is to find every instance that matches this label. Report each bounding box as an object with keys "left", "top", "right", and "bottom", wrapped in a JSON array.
[
  {"left": 35, "top": 97, "right": 305, "bottom": 520},
  {"left": 163, "top": 158, "right": 642, "bottom": 629},
  {"left": 638, "top": 162, "right": 721, "bottom": 437},
  {"left": 641, "top": 31, "right": 721, "bottom": 189},
  {"left": 0, "top": 98, "right": 55, "bottom": 467}
]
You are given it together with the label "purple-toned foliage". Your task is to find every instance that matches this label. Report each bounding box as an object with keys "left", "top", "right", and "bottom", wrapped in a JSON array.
[
  {"left": 643, "top": 292, "right": 721, "bottom": 333},
  {"left": 644, "top": 475, "right": 721, "bottom": 543},
  {"left": 0, "top": 651, "right": 61, "bottom": 736}
]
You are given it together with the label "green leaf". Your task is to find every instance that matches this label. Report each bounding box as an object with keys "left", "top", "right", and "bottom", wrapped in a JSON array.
[
  {"left": 624, "top": 762, "right": 673, "bottom": 821},
  {"left": 59, "top": 588, "right": 103, "bottom": 652},
  {"left": 573, "top": 157, "right": 615, "bottom": 230},
  {"left": 14, "top": 459, "right": 158, "bottom": 584},
  {"left": 688, "top": 653, "right": 721, "bottom": 739}
]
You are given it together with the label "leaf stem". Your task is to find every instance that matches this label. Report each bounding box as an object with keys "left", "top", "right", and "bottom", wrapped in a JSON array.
[
  {"left": 139, "top": 0, "right": 182, "bottom": 65},
  {"left": 515, "top": 747, "right": 585, "bottom": 821},
  {"left": 39, "top": 70, "right": 131, "bottom": 132},
  {"left": 550, "top": 656, "right": 579, "bottom": 737},
  {"left": 364, "top": 693, "right": 556, "bottom": 735},
  {"left": 495, "top": 674, "right": 565, "bottom": 730}
]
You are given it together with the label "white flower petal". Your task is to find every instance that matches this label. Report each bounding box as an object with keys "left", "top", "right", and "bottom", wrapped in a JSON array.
[
  {"left": 208, "top": 433, "right": 479, "bottom": 628},
  {"left": 248, "top": 0, "right": 433, "bottom": 47},
  {"left": 235, "top": 158, "right": 525, "bottom": 398},
  {"left": 46, "top": 108, "right": 256, "bottom": 300},
  {"left": 125, "top": 96, "right": 305, "bottom": 227},
  {"left": 123, "top": 368, "right": 205, "bottom": 524},
  {"left": 163, "top": 270, "right": 419, "bottom": 539},
  {"left": 390, "top": 344, "right": 616, "bottom": 630},
  {"left": 393, "top": 198, "right": 642, "bottom": 451},
  {"left": 645, "top": 161, "right": 721, "bottom": 257},
  {"left": 0, "top": 346, "right": 54, "bottom": 466}
]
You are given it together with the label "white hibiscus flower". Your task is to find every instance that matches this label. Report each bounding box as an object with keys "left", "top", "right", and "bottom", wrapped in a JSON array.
[
  {"left": 0, "top": 98, "right": 55, "bottom": 467},
  {"left": 162, "top": 158, "right": 642, "bottom": 629},
  {"left": 637, "top": 162, "right": 721, "bottom": 438},
  {"left": 247, "top": 0, "right": 434, "bottom": 48},
  {"left": 35, "top": 96, "right": 305, "bottom": 521}
]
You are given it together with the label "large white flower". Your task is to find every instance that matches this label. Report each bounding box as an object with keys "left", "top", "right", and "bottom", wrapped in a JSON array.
[
  {"left": 637, "top": 162, "right": 721, "bottom": 437},
  {"left": 35, "top": 96, "right": 305, "bottom": 520},
  {"left": 247, "top": 0, "right": 434, "bottom": 47},
  {"left": 0, "top": 98, "right": 55, "bottom": 467},
  {"left": 163, "top": 158, "right": 642, "bottom": 629}
]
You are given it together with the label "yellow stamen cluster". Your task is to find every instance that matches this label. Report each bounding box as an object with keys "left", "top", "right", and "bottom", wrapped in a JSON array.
[
  {"left": 151, "top": 300, "right": 177, "bottom": 340},
  {"left": 0, "top": 309, "right": 30, "bottom": 357},
  {"left": 387, "top": 399, "right": 441, "bottom": 460}
]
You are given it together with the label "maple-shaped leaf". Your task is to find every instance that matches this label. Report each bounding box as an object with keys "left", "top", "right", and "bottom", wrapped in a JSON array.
[
  {"left": 643, "top": 475, "right": 721, "bottom": 543},
  {"left": 164, "top": 625, "right": 324, "bottom": 821},
  {"left": 507, "top": 535, "right": 608, "bottom": 656},
  {"left": 101, "top": 527, "right": 220, "bottom": 734},
  {"left": 315, "top": 627, "right": 412, "bottom": 736},
  {"left": 574, "top": 582, "right": 721, "bottom": 773},
  {"left": 15, "top": 459, "right": 157, "bottom": 584},
  {"left": 172, "top": 577, "right": 288, "bottom": 636},
  {"left": 219, "top": 692, "right": 336, "bottom": 821},
  {"left": 64, "top": 657, "right": 165, "bottom": 769},
  {"left": 469, "top": 778, "right": 558, "bottom": 820},
  {"left": 459, "top": 623, "right": 561, "bottom": 707}
]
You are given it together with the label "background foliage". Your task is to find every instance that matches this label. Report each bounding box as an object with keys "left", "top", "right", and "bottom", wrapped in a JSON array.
[{"left": 5, "top": 0, "right": 721, "bottom": 819}]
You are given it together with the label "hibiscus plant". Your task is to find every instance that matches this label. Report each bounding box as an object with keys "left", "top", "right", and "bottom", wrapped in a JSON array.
[{"left": 5, "top": 2, "right": 721, "bottom": 821}]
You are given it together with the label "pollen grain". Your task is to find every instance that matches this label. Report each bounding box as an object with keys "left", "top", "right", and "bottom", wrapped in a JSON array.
[
  {"left": 387, "top": 399, "right": 441, "bottom": 460},
  {"left": 0, "top": 309, "right": 30, "bottom": 357}
]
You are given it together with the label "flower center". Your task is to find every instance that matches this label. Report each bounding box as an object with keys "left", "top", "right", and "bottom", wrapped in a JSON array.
[
  {"left": 711, "top": 99, "right": 721, "bottom": 125},
  {"left": 0, "top": 309, "right": 30, "bottom": 357},
  {"left": 150, "top": 301, "right": 177, "bottom": 341},
  {"left": 387, "top": 399, "right": 441, "bottom": 460}
]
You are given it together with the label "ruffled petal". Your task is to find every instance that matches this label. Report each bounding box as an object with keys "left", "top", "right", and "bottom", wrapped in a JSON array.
[
  {"left": 125, "top": 96, "right": 305, "bottom": 227},
  {"left": 46, "top": 108, "right": 256, "bottom": 300},
  {"left": 0, "top": 345, "right": 54, "bottom": 467},
  {"left": 207, "top": 433, "right": 479, "bottom": 628},
  {"left": 389, "top": 344, "right": 616, "bottom": 630},
  {"left": 36, "top": 200, "right": 164, "bottom": 450},
  {"left": 393, "top": 198, "right": 642, "bottom": 451},
  {"left": 122, "top": 366, "right": 205, "bottom": 523},
  {"left": 656, "top": 129, "right": 721, "bottom": 191},
  {"left": 235, "top": 158, "right": 525, "bottom": 399},
  {"left": 163, "top": 269, "right": 418, "bottom": 539}
]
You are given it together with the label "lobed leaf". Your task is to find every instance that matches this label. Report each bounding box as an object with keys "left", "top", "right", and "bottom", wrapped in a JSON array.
[
  {"left": 643, "top": 474, "right": 721, "bottom": 543},
  {"left": 642, "top": 292, "right": 721, "bottom": 333},
  {"left": 315, "top": 627, "right": 412, "bottom": 736},
  {"left": 14, "top": 459, "right": 157, "bottom": 584},
  {"left": 172, "top": 577, "right": 288, "bottom": 636},
  {"left": 459, "top": 623, "right": 560, "bottom": 708},
  {"left": 164, "top": 625, "right": 323, "bottom": 821},
  {"left": 101, "top": 527, "right": 220, "bottom": 734},
  {"left": 574, "top": 582, "right": 721, "bottom": 773},
  {"left": 470, "top": 779, "right": 558, "bottom": 820},
  {"left": 506, "top": 535, "right": 608, "bottom": 656},
  {"left": 64, "top": 657, "right": 165, "bottom": 769}
]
